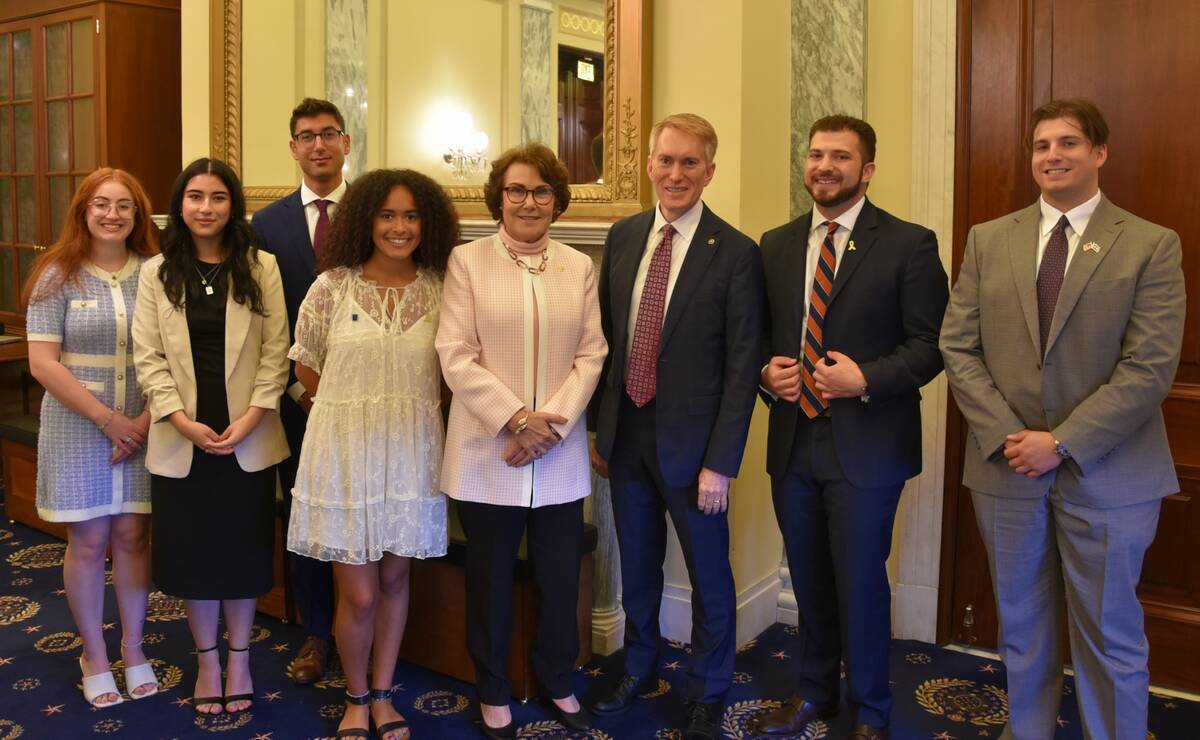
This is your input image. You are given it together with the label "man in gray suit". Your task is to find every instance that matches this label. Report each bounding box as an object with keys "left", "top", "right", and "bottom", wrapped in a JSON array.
[{"left": 940, "top": 98, "right": 1185, "bottom": 740}]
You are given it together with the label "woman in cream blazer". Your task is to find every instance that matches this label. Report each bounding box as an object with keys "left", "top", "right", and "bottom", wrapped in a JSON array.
[
  {"left": 436, "top": 143, "right": 606, "bottom": 738},
  {"left": 132, "top": 158, "right": 288, "bottom": 717}
]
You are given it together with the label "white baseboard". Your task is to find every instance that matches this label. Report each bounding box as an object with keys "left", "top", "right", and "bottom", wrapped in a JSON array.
[
  {"left": 893, "top": 582, "right": 938, "bottom": 642},
  {"left": 654, "top": 572, "right": 784, "bottom": 646}
]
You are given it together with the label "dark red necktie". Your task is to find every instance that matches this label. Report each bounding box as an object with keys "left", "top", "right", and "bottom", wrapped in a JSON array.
[
  {"left": 1036, "top": 215, "right": 1069, "bottom": 355},
  {"left": 313, "top": 199, "right": 331, "bottom": 264},
  {"left": 800, "top": 221, "right": 839, "bottom": 418},
  {"left": 626, "top": 223, "right": 676, "bottom": 407}
]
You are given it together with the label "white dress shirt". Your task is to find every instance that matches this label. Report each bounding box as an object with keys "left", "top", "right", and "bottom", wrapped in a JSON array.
[
  {"left": 624, "top": 199, "right": 705, "bottom": 369},
  {"left": 1036, "top": 189, "right": 1101, "bottom": 276},
  {"left": 800, "top": 195, "right": 867, "bottom": 336},
  {"left": 300, "top": 178, "right": 347, "bottom": 244}
]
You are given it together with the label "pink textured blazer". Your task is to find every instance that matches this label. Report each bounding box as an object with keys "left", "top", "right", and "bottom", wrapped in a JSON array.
[{"left": 436, "top": 234, "right": 607, "bottom": 507}]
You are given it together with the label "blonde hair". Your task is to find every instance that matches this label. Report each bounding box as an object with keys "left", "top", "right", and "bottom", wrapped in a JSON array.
[{"left": 649, "top": 113, "right": 718, "bottom": 161}]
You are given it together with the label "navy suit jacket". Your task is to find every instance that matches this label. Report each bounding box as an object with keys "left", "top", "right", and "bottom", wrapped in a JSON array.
[
  {"left": 591, "top": 204, "right": 765, "bottom": 489},
  {"left": 759, "top": 198, "right": 948, "bottom": 489},
  {"left": 250, "top": 188, "right": 314, "bottom": 450}
]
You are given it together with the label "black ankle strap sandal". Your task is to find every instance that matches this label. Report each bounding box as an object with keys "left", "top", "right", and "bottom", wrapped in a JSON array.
[
  {"left": 337, "top": 691, "right": 371, "bottom": 738},
  {"left": 370, "top": 687, "right": 411, "bottom": 738}
]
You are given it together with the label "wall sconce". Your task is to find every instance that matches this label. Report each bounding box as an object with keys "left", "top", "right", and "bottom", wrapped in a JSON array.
[{"left": 434, "top": 107, "right": 490, "bottom": 180}]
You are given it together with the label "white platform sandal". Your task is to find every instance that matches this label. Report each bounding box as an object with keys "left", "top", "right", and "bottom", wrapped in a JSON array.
[
  {"left": 79, "top": 656, "right": 124, "bottom": 708},
  {"left": 121, "top": 639, "right": 159, "bottom": 699}
]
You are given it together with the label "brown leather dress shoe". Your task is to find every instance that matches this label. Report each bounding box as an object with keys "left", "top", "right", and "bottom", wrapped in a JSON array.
[
  {"left": 287, "top": 635, "right": 331, "bottom": 684},
  {"left": 849, "top": 723, "right": 889, "bottom": 740},
  {"left": 754, "top": 697, "right": 837, "bottom": 736}
]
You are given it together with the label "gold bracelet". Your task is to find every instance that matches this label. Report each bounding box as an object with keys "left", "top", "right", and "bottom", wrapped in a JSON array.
[{"left": 514, "top": 413, "right": 530, "bottom": 434}]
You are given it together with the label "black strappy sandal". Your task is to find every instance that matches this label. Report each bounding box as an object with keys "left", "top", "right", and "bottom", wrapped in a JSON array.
[
  {"left": 223, "top": 644, "right": 253, "bottom": 713},
  {"left": 192, "top": 644, "right": 223, "bottom": 715},
  {"left": 337, "top": 690, "right": 371, "bottom": 739},
  {"left": 370, "top": 686, "right": 412, "bottom": 739}
]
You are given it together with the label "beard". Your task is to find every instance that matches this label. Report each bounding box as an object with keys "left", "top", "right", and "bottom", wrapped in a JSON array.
[{"left": 805, "top": 170, "right": 864, "bottom": 210}]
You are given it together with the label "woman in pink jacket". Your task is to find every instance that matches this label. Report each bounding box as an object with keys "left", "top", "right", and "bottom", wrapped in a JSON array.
[{"left": 435, "top": 143, "right": 607, "bottom": 739}]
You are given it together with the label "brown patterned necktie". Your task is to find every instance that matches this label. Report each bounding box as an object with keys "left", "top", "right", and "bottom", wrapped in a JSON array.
[
  {"left": 1036, "top": 215, "right": 1070, "bottom": 355},
  {"left": 800, "top": 221, "right": 839, "bottom": 418},
  {"left": 313, "top": 199, "right": 331, "bottom": 264},
  {"left": 626, "top": 223, "right": 676, "bottom": 407}
]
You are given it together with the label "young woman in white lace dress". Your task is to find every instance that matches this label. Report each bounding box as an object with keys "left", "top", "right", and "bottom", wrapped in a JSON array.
[{"left": 286, "top": 169, "right": 458, "bottom": 740}]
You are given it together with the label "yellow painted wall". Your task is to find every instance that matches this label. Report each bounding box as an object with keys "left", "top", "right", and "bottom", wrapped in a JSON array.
[{"left": 384, "top": 0, "right": 508, "bottom": 184}]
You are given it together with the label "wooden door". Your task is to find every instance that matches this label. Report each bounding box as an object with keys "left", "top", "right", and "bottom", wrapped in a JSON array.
[
  {"left": 939, "top": 0, "right": 1200, "bottom": 691},
  {"left": 557, "top": 45, "right": 604, "bottom": 184}
]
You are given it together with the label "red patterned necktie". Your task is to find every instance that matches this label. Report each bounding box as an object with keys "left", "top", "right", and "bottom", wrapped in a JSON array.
[
  {"left": 626, "top": 223, "right": 676, "bottom": 407},
  {"left": 799, "top": 221, "right": 839, "bottom": 418},
  {"left": 313, "top": 199, "right": 331, "bottom": 263},
  {"left": 1036, "top": 215, "right": 1069, "bottom": 355}
]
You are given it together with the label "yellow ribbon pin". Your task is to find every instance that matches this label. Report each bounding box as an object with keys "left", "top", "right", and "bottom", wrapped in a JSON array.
[{"left": 847, "top": 240, "right": 856, "bottom": 252}]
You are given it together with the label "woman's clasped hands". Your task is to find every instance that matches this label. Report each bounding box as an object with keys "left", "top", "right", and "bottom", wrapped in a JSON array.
[{"left": 502, "top": 408, "right": 567, "bottom": 467}]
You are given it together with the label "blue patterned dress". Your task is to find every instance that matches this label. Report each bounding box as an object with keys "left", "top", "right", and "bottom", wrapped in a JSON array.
[{"left": 25, "top": 255, "right": 150, "bottom": 522}]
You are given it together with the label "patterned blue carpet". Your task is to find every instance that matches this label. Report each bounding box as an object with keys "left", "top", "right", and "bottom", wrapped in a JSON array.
[{"left": 0, "top": 512, "right": 1196, "bottom": 739}]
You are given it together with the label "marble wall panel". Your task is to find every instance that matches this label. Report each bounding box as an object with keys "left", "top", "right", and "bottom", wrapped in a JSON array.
[
  {"left": 327, "top": 0, "right": 369, "bottom": 178},
  {"left": 521, "top": 2, "right": 553, "bottom": 145}
]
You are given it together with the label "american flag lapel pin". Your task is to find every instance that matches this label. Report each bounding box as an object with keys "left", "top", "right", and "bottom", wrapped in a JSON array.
[{"left": 1082, "top": 241, "right": 1101, "bottom": 254}]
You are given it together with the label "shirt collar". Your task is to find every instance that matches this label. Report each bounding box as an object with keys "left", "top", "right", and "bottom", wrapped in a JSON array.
[
  {"left": 810, "top": 195, "right": 867, "bottom": 237},
  {"left": 1038, "top": 190, "right": 1101, "bottom": 237},
  {"left": 651, "top": 199, "right": 705, "bottom": 243},
  {"left": 300, "top": 178, "right": 347, "bottom": 207}
]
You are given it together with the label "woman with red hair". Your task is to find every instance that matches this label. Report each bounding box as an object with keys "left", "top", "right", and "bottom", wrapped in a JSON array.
[{"left": 24, "top": 168, "right": 161, "bottom": 708}]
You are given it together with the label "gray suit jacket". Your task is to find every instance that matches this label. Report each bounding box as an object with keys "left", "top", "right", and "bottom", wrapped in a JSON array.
[{"left": 940, "top": 196, "right": 1185, "bottom": 507}]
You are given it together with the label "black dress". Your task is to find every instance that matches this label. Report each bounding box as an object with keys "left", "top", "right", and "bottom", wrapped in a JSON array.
[{"left": 150, "top": 264, "right": 276, "bottom": 600}]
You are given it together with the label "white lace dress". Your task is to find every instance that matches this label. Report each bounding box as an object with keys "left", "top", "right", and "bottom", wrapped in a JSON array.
[{"left": 286, "top": 266, "right": 447, "bottom": 564}]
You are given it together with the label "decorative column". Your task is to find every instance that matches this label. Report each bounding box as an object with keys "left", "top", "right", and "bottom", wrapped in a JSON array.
[
  {"left": 790, "top": 0, "right": 865, "bottom": 218},
  {"left": 520, "top": 0, "right": 553, "bottom": 145},
  {"left": 586, "top": 472, "right": 624, "bottom": 655},
  {"left": 892, "top": 0, "right": 956, "bottom": 642},
  {"left": 326, "top": 0, "right": 368, "bottom": 178}
]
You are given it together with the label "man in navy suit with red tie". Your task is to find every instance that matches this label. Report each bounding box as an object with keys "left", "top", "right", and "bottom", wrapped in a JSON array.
[
  {"left": 755, "top": 115, "right": 948, "bottom": 739},
  {"left": 589, "top": 113, "right": 764, "bottom": 740},
  {"left": 250, "top": 97, "right": 351, "bottom": 684}
]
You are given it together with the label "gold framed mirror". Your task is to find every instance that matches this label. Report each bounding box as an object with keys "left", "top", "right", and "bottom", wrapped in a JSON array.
[{"left": 208, "top": 0, "right": 651, "bottom": 220}]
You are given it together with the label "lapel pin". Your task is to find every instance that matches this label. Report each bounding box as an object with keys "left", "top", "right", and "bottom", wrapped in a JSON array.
[
  {"left": 847, "top": 240, "right": 856, "bottom": 252},
  {"left": 708, "top": 237, "right": 716, "bottom": 246},
  {"left": 1082, "top": 241, "right": 1101, "bottom": 253},
  {"left": 352, "top": 313, "right": 358, "bottom": 322}
]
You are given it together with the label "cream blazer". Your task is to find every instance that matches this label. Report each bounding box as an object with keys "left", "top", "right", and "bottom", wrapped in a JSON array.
[
  {"left": 436, "top": 235, "right": 607, "bottom": 507},
  {"left": 132, "top": 251, "right": 291, "bottom": 478}
]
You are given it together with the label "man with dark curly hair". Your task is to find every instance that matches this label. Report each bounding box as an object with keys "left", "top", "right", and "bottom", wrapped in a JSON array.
[{"left": 250, "top": 97, "right": 351, "bottom": 685}]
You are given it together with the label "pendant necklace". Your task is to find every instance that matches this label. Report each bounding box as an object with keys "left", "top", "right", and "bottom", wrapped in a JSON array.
[{"left": 195, "top": 261, "right": 223, "bottom": 295}]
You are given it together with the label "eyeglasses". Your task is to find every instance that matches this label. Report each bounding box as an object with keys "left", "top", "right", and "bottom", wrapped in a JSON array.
[
  {"left": 503, "top": 185, "right": 555, "bottom": 205},
  {"left": 293, "top": 128, "right": 345, "bottom": 146},
  {"left": 89, "top": 199, "right": 137, "bottom": 217}
]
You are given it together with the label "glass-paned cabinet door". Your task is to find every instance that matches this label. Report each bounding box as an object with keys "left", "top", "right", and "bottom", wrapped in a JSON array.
[
  {"left": 45, "top": 18, "right": 97, "bottom": 245},
  {"left": 0, "top": 29, "right": 33, "bottom": 315}
]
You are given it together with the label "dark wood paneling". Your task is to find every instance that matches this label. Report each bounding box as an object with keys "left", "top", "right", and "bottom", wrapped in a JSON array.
[{"left": 942, "top": 0, "right": 1200, "bottom": 691}]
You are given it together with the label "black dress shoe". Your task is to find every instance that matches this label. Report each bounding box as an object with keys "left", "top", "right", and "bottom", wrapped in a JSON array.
[
  {"left": 540, "top": 695, "right": 591, "bottom": 731},
  {"left": 684, "top": 700, "right": 724, "bottom": 740},
  {"left": 849, "top": 723, "right": 889, "bottom": 740},
  {"left": 590, "top": 673, "right": 649, "bottom": 715},
  {"left": 754, "top": 697, "right": 838, "bottom": 735}
]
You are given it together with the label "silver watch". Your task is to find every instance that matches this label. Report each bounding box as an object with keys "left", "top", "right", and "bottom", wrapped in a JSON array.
[{"left": 1054, "top": 439, "right": 1071, "bottom": 459}]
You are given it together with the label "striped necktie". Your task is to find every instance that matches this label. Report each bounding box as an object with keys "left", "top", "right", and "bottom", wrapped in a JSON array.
[{"left": 799, "top": 221, "right": 839, "bottom": 418}]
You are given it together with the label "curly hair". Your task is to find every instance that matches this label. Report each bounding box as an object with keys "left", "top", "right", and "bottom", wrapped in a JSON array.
[
  {"left": 22, "top": 167, "right": 160, "bottom": 306},
  {"left": 319, "top": 169, "right": 460, "bottom": 274},
  {"left": 159, "top": 158, "right": 264, "bottom": 314},
  {"left": 483, "top": 142, "right": 571, "bottom": 221}
]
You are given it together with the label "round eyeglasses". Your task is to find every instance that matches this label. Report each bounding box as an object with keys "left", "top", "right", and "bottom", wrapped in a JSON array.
[
  {"left": 89, "top": 199, "right": 137, "bottom": 217},
  {"left": 503, "top": 185, "right": 555, "bottom": 205}
]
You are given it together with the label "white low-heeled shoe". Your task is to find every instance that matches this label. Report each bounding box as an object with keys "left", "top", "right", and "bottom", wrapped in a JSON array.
[
  {"left": 121, "top": 639, "right": 159, "bottom": 700},
  {"left": 79, "top": 656, "right": 124, "bottom": 708}
]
